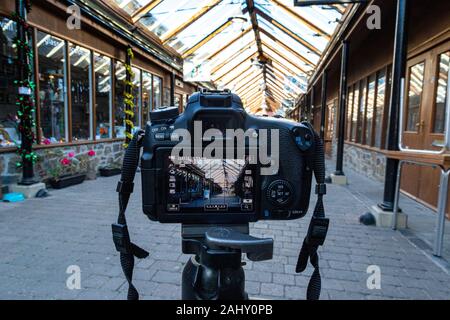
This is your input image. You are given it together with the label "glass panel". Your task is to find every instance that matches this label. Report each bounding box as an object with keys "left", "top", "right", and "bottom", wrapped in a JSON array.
[
  {"left": 433, "top": 51, "right": 449, "bottom": 134},
  {"left": 357, "top": 81, "right": 366, "bottom": 143},
  {"left": 0, "top": 18, "right": 19, "bottom": 148},
  {"left": 69, "top": 43, "right": 91, "bottom": 141},
  {"left": 346, "top": 86, "right": 353, "bottom": 140},
  {"left": 351, "top": 84, "right": 359, "bottom": 142},
  {"left": 114, "top": 60, "right": 126, "bottom": 138},
  {"left": 142, "top": 71, "right": 153, "bottom": 125},
  {"left": 94, "top": 53, "right": 112, "bottom": 139},
  {"left": 37, "top": 31, "right": 67, "bottom": 144},
  {"left": 365, "top": 75, "right": 376, "bottom": 145},
  {"left": 131, "top": 67, "right": 141, "bottom": 128},
  {"left": 153, "top": 75, "right": 162, "bottom": 109},
  {"left": 406, "top": 62, "right": 425, "bottom": 132},
  {"left": 374, "top": 70, "right": 386, "bottom": 148}
]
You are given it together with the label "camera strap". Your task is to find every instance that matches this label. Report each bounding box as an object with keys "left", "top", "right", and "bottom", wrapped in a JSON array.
[
  {"left": 112, "top": 130, "right": 149, "bottom": 300},
  {"left": 295, "top": 124, "right": 329, "bottom": 300}
]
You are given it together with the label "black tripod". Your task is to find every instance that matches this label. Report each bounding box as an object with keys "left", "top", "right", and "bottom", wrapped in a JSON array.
[{"left": 181, "top": 224, "right": 274, "bottom": 300}]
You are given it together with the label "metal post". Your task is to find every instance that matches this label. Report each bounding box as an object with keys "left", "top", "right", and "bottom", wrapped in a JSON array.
[
  {"left": 17, "top": 0, "right": 36, "bottom": 185},
  {"left": 378, "top": 0, "right": 409, "bottom": 211},
  {"left": 434, "top": 170, "right": 449, "bottom": 257},
  {"left": 320, "top": 70, "right": 328, "bottom": 140},
  {"left": 335, "top": 41, "right": 349, "bottom": 176},
  {"left": 170, "top": 72, "right": 175, "bottom": 106}
]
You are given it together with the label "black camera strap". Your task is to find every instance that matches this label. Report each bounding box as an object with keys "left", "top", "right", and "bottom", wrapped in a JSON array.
[
  {"left": 295, "top": 124, "right": 329, "bottom": 300},
  {"left": 112, "top": 130, "right": 149, "bottom": 300}
]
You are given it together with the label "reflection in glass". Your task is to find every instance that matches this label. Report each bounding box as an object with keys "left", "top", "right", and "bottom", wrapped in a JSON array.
[
  {"left": 131, "top": 67, "right": 141, "bottom": 128},
  {"left": 37, "top": 31, "right": 67, "bottom": 144},
  {"left": 153, "top": 76, "right": 162, "bottom": 109},
  {"left": 142, "top": 71, "right": 153, "bottom": 125},
  {"left": 0, "top": 18, "right": 20, "bottom": 147},
  {"left": 346, "top": 86, "right": 353, "bottom": 140},
  {"left": 357, "top": 81, "right": 366, "bottom": 143},
  {"left": 406, "top": 62, "right": 425, "bottom": 132},
  {"left": 365, "top": 75, "right": 376, "bottom": 145},
  {"left": 94, "top": 53, "right": 112, "bottom": 139},
  {"left": 351, "top": 85, "right": 359, "bottom": 142},
  {"left": 114, "top": 60, "right": 126, "bottom": 138},
  {"left": 69, "top": 43, "right": 91, "bottom": 141},
  {"left": 374, "top": 70, "right": 386, "bottom": 148},
  {"left": 433, "top": 51, "right": 449, "bottom": 134}
]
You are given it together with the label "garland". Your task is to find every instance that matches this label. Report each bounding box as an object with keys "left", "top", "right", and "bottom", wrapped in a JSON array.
[
  {"left": 12, "top": 0, "right": 38, "bottom": 168},
  {"left": 123, "top": 47, "right": 135, "bottom": 149}
]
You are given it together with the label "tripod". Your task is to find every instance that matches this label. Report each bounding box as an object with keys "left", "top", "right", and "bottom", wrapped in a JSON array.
[{"left": 181, "top": 224, "right": 274, "bottom": 300}]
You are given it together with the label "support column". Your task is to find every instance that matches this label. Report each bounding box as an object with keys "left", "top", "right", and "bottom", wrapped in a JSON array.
[
  {"left": 319, "top": 70, "right": 328, "bottom": 141},
  {"left": 331, "top": 41, "right": 349, "bottom": 185},
  {"left": 366, "top": 0, "right": 409, "bottom": 227},
  {"left": 378, "top": 0, "right": 408, "bottom": 212}
]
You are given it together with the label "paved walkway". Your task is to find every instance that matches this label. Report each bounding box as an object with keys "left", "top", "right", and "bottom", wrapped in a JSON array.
[{"left": 0, "top": 164, "right": 449, "bottom": 300}]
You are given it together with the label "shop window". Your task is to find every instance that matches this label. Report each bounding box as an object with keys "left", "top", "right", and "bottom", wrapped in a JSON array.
[
  {"left": 351, "top": 84, "right": 359, "bottom": 142},
  {"left": 433, "top": 51, "right": 449, "bottom": 134},
  {"left": 37, "top": 31, "right": 67, "bottom": 144},
  {"left": 357, "top": 80, "right": 366, "bottom": 143},
  {"left": 365, "top": 75, "right": 376, "bottom": 146},
  {"left": 153, "top": 76, "right": 162, "bottom": 109},
  {"left": 69, "top": 43, "right": 91, "bottom": 141},
  {"left": 346, "top": 86, "right": 353, "bottom": 140},
  {"left": 94, "top": 53, "right": 112, "bottom": 139},
  {"left": 114, "top": 60, "right": 125, "bottom": 138},
  {"left": 374, "top": 70, "right": 386, "bottom": 148},
  {"left": 0, "top": 18, "right": 19, "bottom": 148},
  {"left": 131, "top": 67, "right": 141, "bottom": 128},
  {"left": 406, "top": 62, "right": 425, "bottom": 132},
  {"left": 142, "top": 71, "right": 153, "bottom": 125}
]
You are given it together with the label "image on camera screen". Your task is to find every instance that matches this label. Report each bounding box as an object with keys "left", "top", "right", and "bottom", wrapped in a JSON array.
[{"left": 165, "top": 155, "right": 255, "bottom": 213}]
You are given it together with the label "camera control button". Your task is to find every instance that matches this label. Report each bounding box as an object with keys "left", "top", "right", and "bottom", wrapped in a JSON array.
[
  {"left": 154, "top": 133, "right": 166, "bottom": 141},
  {"left": 266, "top": 180, "right": 293, "bottom": 207}
]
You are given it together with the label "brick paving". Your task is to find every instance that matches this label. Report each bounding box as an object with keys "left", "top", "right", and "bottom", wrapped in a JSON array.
[{"left": 0, "top": 167, "right": 449, "bottom": 300}]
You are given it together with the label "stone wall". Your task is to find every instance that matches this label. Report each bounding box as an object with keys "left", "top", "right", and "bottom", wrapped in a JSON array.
[
  {"left": 338, "top": 143, "right": 386, "bottom": 182},
  {"left": 0, "top": 141, "right": 124, "bottom": 186}
]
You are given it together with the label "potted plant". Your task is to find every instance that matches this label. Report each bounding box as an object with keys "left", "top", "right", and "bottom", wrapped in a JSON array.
[
  {"left": 48, "top": 152, "right": 86, "bottom": 189},
  {"left": 99, "top": 161, "right": 122, "bottom": 177},
  {"left": 80, "top": 149, "right": 98, "bottom": 180}
]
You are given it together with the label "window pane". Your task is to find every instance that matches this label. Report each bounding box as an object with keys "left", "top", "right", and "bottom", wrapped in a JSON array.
[
  {"left": 69, "top": 43, "right": 91, "bottom": 141},
  {"left": 346, "top": 86, "right": 353, "bottom": 140},
  {"left": 406, "top": 62, "right": 425, "bottom": 132},
  {"left": 0, "top": 18, "right": 19, "bottom": 148},
  {"left": 131, "top": 67, "right": 141, "bottom": 128},
  {"left": 142, "top": 71, "right": 153, "bottom": 125},
  {"left": 153, "top": 76, "right": 162, "bottom": 109},
  {"left": 114, "top": 61, "right": 125, "bottom": 138},
  {"left": 365, "top": 75, "right": 376, "bottom": 145},
  {"left": 357, "top": 81, "right": 366, "bottom": 143},
  {"left": 433, "top": 51, "right": 449, "bottom": 134},
  {"left": 374, "top": 70, "right": 386, "bottom": 148},
  {"left": 94, "top": 53, "right": 112, "bottom": 139},
  {"left": 37, "top": 31, "right": 67, "bottom": 144},
  {"left": 351, "top": 85, "right": 359, "bottom": 142}
]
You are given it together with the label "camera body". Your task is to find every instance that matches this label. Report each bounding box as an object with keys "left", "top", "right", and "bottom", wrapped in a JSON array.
[{"left": 141, "top": 90, "right": 315, "bottom": 224}]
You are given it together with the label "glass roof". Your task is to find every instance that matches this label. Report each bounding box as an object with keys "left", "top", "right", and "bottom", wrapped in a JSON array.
[{"left": 108, "top": 0, "right": 347, "bottom": 114}]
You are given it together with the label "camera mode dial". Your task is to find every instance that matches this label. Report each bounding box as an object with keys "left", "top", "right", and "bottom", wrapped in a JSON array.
[{"left": 266, "top": 180, "right": 293, "bottom": 207}]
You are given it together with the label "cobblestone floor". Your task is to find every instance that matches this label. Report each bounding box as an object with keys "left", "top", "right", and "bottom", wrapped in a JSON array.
[{"left": 0, "top": 166, "right": 449, "bottom": 300}]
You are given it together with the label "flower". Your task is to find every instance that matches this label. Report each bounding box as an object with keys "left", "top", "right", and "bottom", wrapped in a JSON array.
[
  {"left": 87, "top": 150, "right": 96, "bottom": 157},
  {"left": 68, "top": 152, "right": 75, "bottom": 158},
  {"left": 60, "top": 158, "right": 71, "bottom": 166},
  {"left": 43, "top": 138, "right": 51, "bottom": 145}
]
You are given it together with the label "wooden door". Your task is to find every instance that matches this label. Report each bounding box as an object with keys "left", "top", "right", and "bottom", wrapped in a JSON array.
[{"left": 401, "top": 40, "right": 450, "bottom": 216}]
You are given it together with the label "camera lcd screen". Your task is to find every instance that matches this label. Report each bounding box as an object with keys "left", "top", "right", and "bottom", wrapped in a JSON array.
[{"left": 164, "top": 155, "right": 256, "bottom": 214}]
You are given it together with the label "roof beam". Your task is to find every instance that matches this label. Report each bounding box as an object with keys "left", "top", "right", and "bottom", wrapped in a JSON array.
[
  {"left": 262, "top": 42, "right": 307, "bottom": 74},
  {"left": 235, "top": 73, "right": 263, "bottom": 93},
  {"left": 259, "top": 27, "right": 315, "bottom": 67},
  {"left": 212, "top": 51, "right": 258, "bottom": 82},
  {"left": 218, "top": 65, "right": 253, "bottom": 88},
  {"left": 131, "top": 0, "right": 164, "bottom": 23},
  {"left": 221, "top": 66, "right": 258, "bottom": 87},
  {"left": 254, "top": 7, "right": 321, "bottom": 57},
  {"left": 161, "top": 0, "right": 223, "bottom": 44},
  {"left": 268, "top": 0, "right": 331, "bottom": 40},
  {"left": 181, "top": 18, "right": 234, "bottom": 58},
  {"left": 210, "top": 41, "right": 255, "bottom": 75},
  {"left": 205, "top": 27, "right": 253, "bottom": 62}
]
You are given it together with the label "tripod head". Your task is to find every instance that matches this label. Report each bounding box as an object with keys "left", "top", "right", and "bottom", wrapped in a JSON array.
[{"left": 181, "top": 224, "right": 274, "bottom": 300}]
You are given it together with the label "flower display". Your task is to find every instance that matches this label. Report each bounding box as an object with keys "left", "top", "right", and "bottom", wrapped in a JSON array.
[
  {"left": 87, "top": 150, "right": 96, "bottom": 157},
  {"left": 60, "top": 158, "right": 71, "bottom": 166}
]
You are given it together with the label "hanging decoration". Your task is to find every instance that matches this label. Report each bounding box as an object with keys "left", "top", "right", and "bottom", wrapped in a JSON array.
[
  {"left": 123, "top": 46, "right": 135, "bottom": 149},
  {"left": 13, "top": 0, "right": 38, "bottom": 169}
]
